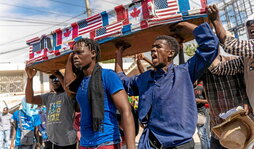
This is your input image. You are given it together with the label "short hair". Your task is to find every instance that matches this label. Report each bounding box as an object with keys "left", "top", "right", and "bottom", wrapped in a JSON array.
[
  {"left": 246, "top": 20, "right": 254, "bottom": 27},
  {"left": 3, "top": 107, "right": 8, "bottom": 110},
  {"left": 49, "top": 74, "right": 56, "bottom": 79},
  {"left": 155, "top": 35, "right": 180, "bottom": 58},
  {"left": 74, "top": 38, "right": 101, "bottom": 62}
]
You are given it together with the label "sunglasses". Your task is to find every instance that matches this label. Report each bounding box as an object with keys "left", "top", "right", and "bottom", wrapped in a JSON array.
[{"left": 51, "top": 78, "right": 59, "bottom": 83}]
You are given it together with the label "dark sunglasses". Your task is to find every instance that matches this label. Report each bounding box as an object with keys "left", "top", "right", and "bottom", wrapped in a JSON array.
[{"left": 51, "top": 78, "right": 59, "bottom": 83}]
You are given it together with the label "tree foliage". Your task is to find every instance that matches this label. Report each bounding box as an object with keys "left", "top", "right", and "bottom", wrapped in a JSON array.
[{"left": 184, "top": 43, "right": 198, "bottom": 57}]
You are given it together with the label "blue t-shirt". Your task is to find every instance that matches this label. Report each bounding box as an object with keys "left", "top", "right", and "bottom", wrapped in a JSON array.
[
  {"left": 12, "top": 110, "right": 41, "bottom": 146},
  {"left": 76, "top": 69, "right": 124, "bottom": 147}
]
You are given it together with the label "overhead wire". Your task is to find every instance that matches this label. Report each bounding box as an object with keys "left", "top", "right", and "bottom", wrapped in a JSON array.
[
  {"left": 0, "top": 0, "right": 88, "bottom": 56},
  {"left": 0, "top": 12, "right": 85, "bottom": 46},
  {"left": 100, "top": 0, "right": 121, "bottom": 6},
  {"left": 0, "top": 1, "right": 121, "bottom": 46},
  {"left": 1, "top": 19, "right": 69, "bottom": 25},
  {"left": 0, "top": 46, "right": 29, "bottom": 55},
  {"left": 0, "top": 2, "right": 80, "bottom": 18},
  {"left": 0, "top": 16, "right": 70, "bottom": 25},
  {"left": 48, "top": 0, "right": 121, "bottom": 17},
  {"left": 48, "top": 0, "right": 84, "bottom": 8},
  {"left": 0, "top": 1, "right": 120, "bottom": 46},
  {"left": 0, "top": 0, "right": 122, "bottom": 52},
  {"left": 0, "top": 24, "right": 65, "bottom": 26}
]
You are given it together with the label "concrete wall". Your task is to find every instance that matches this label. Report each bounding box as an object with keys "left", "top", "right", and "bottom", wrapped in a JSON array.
[{"left": 0, "top": 63, "right": 50, "bottom": 110}]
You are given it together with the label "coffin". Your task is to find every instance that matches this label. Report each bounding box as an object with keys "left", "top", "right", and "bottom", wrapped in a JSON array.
[{"left": 26, "top": 0, "right": 208, "bottom": 73}]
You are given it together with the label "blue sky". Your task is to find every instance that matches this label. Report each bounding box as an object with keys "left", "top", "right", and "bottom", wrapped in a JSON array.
[
  {"left": 0, "top": 0, "right": 218, "bottom": 63},
  {"left": 0, "top": 0, "right": 132, "bottom": 63}
]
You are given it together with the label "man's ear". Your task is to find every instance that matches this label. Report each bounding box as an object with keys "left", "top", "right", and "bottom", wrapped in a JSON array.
[
  {"left": 168, "top": 50, "right": 175, "bottom": 58},
  {"left": 91, "top": 50, "right": 96, "bottom": 59}
]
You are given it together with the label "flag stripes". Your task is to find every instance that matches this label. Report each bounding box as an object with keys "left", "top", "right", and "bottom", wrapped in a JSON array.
[
  {"left": 78, "top": 14, "right": 103, "bottom": 36},
  {"left": 26, "top": 0, "right": 207, "bottom": 65},
  {"left": 95, "top": 22, "right": 122, "bottom": 40}
]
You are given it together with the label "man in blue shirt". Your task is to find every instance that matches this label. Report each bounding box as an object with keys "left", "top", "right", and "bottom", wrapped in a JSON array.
[
  {"left": 10, "top": 99, "right": 41, "bottom": 149},
  {"left": 64, "top": 38, "right": 136, "bottom": 149},
  {"left": 115, "top": 22, "right": 219, "bottom": 149}
]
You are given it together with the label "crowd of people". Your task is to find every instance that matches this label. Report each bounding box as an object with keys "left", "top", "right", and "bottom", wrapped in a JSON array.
[{"left": 1, "top": 4, "right": 254, "bottom": 149}]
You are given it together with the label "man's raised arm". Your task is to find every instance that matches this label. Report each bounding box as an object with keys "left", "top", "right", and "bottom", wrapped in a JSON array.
[
  {"left": 25, "top": 67, "right": 42, "bottom": 105},
  {"left": 115, "top": 41, "right": 131, "bottom": 73},
  {"left": 115, "top": 42, "right": 139, "bottom": 96},
  {"left": 208, "top": 4, "right": 254, "bottom": 59},
  {"left": 172, "top": 22, "right": 219, "bottom": 83}
]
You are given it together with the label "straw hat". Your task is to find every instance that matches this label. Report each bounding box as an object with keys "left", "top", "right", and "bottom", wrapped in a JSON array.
[{"left": 212, "top": 110, "right": 254, "bottom": 149}]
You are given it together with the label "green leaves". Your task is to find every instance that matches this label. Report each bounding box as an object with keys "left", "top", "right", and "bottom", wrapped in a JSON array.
[{"left": 184, "top": 43, "right": 198, "bottom": 56}]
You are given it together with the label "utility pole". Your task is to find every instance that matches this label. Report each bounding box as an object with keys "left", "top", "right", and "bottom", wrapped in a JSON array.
[{"left": 85, "top": 0, "right": 92, "bottom": 17}]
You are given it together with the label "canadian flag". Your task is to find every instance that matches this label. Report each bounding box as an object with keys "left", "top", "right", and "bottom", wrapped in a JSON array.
[
  {"left": 55, "top": 23, "right": 78, "bottom": 46},
  {"left": 127, "top": 0, "right": 153, "bottom": 31}
]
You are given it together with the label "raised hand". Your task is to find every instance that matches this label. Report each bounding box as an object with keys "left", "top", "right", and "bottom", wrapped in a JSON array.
[
  {"left": 207, "top": 5, "right": 220, "bottom": 23},
  {"left": 136, "top": 53, "right": 145, "bottom": 60},
  {"left": 169, "top": 22, "right": 197, "bottom": 43},
  {"left": 115, "top": 41, "right": 131, "bottom": 53},
  {"left": 25, "top": 66, "right": 37, "bottom": 79}
]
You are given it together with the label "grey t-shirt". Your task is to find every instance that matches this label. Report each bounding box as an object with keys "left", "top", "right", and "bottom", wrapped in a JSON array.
[
  {"left": 0, "top": 113, "right": 12, "bottom": 131},
  {"left": 41, "top": 92, "right": 76, "bottom": 146}
]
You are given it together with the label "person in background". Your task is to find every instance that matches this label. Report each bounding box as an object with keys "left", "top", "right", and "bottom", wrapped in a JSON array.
[
  {"left": 0, "top": 107, "right": 12, "bottom": 149},
  {"left": 37, "top": 106, "right": 49, "bottom": 149},
  {"left": 73, "top": 112, "right": 81, "bottom": 148},
  {"left": 25, "top": 69, "right": 77, "bottom": 149},
  {"left": 194, "top": 80, "right": 210, "bottom": 149},
  {"left": 207, "top": 4, "right": 254, "bottom": 112},
  {"left": 202, "top": 54, "right": 251, "bottom": 149},
  {"left": 10, "top": 99, "right": 41, "bottom": 149}
]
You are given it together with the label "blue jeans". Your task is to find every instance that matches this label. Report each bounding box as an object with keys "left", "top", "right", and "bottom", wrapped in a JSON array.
[
  {"left": 0, "top": 129, "right": 11, "bottom": 149},
  {"left": 197, "top": 108, "right": 210, "bottom": 149}
]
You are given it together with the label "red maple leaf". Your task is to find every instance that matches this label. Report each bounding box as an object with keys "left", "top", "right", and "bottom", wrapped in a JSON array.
[
  {"left": 130, "top": 7, "right": 141, "bottom": 18},
  {"left": 64, "top": 29, "right": 71, "bottom": 37}
]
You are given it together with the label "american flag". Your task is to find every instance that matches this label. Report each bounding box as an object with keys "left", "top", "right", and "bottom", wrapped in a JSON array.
[
  {"left": 27, "top": 47, "right": 48, "bottom": 64},
  {"left": 94, "top": 22, "right": 122, "bottom": 40},
  {"left": 149, "top": 0, "right": 182, "bottom": 26},
  {"left": 155, "top": 0, "right": 179, "bottom": 17},
  {"left": 78, "top": 14, "right": 103, "bottom": 36}
]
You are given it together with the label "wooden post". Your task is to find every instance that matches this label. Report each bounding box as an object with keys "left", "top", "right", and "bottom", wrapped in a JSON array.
[{"left": 85, "top": 0, "right": 92, "bottom": 17}]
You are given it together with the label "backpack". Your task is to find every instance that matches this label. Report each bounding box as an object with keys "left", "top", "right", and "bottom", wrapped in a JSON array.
[{"left": 18, "top": 111, "right": 35, "bottom": 145}]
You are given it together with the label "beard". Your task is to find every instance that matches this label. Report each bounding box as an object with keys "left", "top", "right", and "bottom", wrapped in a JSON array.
[
  {"left": 74, "top": 63, "right": 90, "bottom": 71},
  {"left": 54, "top": 85, "right": 64, "bottom": 93}
]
